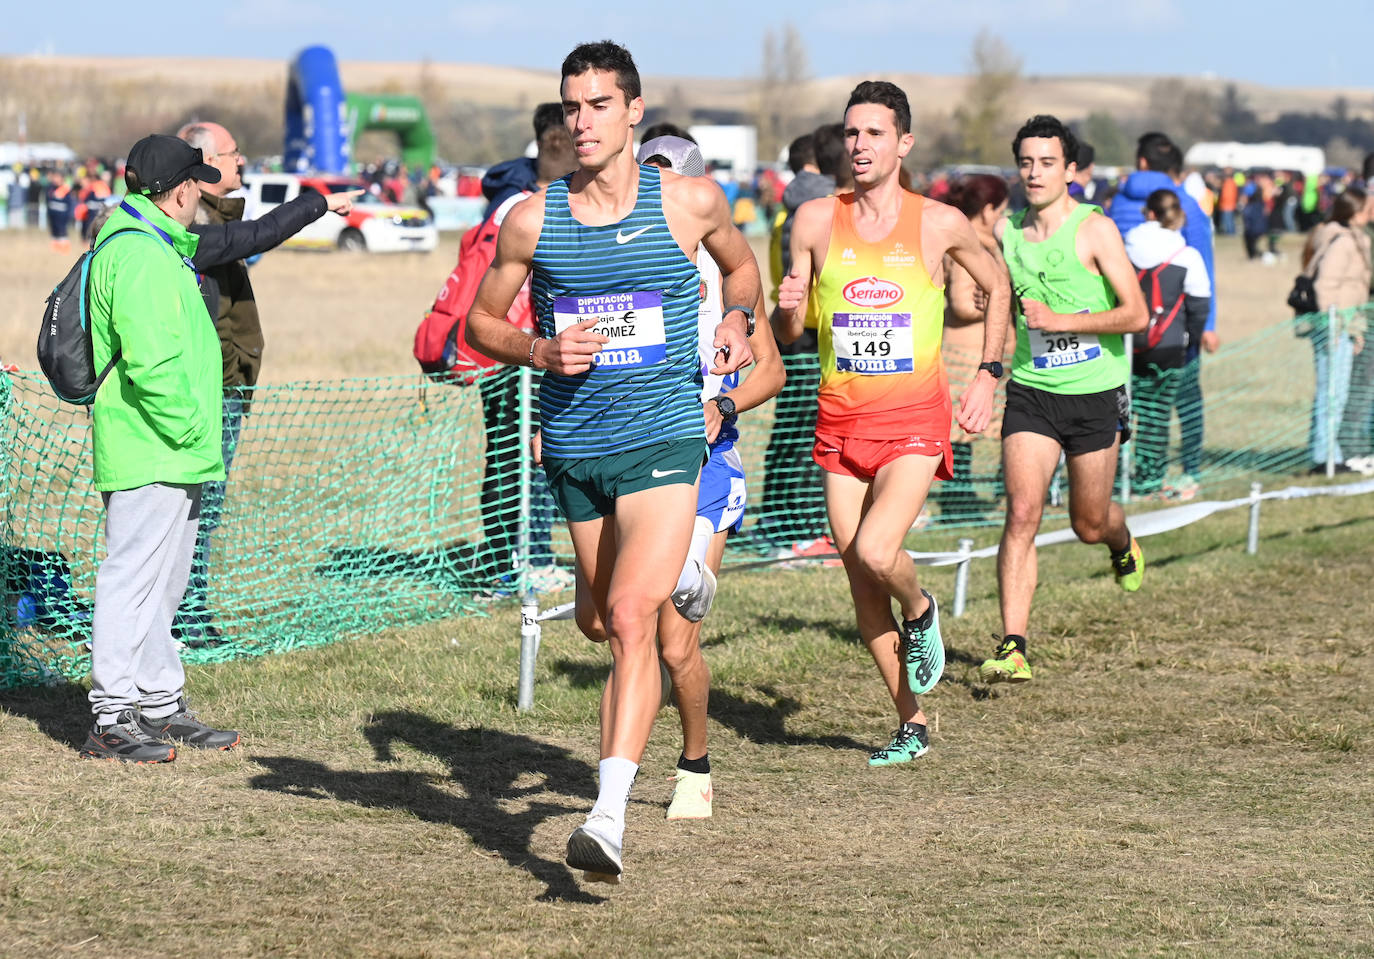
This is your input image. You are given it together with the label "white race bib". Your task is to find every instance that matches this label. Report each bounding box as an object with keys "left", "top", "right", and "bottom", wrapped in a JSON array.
[
  {"left": 832, "top": 312, "right": 914, "bottom": 375},
  {"left": 1028, "top": 327, "right": 1102, "bottom": 370},
  {"left": 554, "top": 291, "right": 666, "bottom": 370}
]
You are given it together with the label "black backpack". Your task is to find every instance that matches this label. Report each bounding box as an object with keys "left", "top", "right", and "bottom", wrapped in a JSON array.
[
  {"left": 37, "top": 228, "right": 148, "bottom": 404},
  {"left": 1134, "top": 250, "right": 1187, "bottom": 362}
]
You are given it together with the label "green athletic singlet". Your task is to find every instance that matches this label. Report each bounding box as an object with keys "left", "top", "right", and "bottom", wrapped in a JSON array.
[{"left": 1002, "top": 203, "right": 1126, "bottom": 395}]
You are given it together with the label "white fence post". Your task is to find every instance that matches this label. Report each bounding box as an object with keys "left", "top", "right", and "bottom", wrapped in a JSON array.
[
  {"left": 516, "top": 367, "right": 537, "bottom": 712},
  {"left": 953, "top": 537, "right": 974, "bottom": 617},
  {"left": 1326, "top": 305, "right": 1338, "bottom": 477},
  {"left": 1246, "top": 482, "right": 1263, "bottom": 556},
  {"left": 1120, "top": 332, "right": 1133, "bottom": 503}
]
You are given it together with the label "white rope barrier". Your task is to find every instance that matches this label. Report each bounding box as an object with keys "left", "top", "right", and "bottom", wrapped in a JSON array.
[{"left": 515, "top": 476, "right": 1374, "bottom": 710}]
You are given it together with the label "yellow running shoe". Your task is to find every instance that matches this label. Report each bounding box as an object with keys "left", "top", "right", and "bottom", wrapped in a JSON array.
[
  {"left": 979, "top": 637, "right": 1033, "bottom": 684},
  {"left": 1112, "top": 537, "right": 1145, "bottom": 592},
  {"left": 665, "top": 769, "right": 713, "bottom": 820}
]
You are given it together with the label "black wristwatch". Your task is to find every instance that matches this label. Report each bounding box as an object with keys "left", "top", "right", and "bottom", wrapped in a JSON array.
[
  {"left": 723, "top": 305, "right": 755, "bottom": 337},
  {"left": 978, "top": 361, "right": 1004, "bottom": 379},
  {"left": 709, "top": 395, "right": 738, "bottom": 422}
]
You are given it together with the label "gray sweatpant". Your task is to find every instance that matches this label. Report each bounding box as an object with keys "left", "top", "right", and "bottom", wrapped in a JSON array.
[{"left": 88, "top": 482, "right": 202, "bottom": 725}]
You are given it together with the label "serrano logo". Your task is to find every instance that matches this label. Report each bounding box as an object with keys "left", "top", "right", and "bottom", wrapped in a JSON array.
[{"left": 842, "top": 276, "right": 904, "bottom": 308}]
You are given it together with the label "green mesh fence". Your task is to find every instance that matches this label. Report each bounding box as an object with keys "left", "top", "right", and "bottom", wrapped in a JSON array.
[{"left": 3, "top": 305, "right": 1370, "bottom": 687}]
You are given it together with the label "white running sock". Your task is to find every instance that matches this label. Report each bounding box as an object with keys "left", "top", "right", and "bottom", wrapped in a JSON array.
[
  {"left": 673, "top": 558, "right": 702, "bottom": 596},
  {"left": 689, "top": 515, "right": 714, "bottom": 568},
  {"left": 673, "top": 517, "right": 716, "bottom": 594},
  {"left": 591, "top": 756, "right": 639, "bottom": 841}
]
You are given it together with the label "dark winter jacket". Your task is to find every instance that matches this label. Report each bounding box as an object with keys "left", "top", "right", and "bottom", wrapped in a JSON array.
[
  {"left": 481, "top": 157, "right": 539, "bottom": 218},
  {"left": 1108, "top": 170, "right": 1216, "bottom": 332},
  {"left": 189, "top": 190, "right": 328, "bottom": 392}
]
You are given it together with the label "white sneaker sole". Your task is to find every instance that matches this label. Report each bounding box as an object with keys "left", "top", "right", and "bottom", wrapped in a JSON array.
[{"left": 566, "top": 825, "right": 623, "bottom": 880}]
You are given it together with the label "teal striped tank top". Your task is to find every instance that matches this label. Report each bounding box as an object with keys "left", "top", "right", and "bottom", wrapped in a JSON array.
[{"left": 532, "top": 163, "right": 704, "bottom": 458}]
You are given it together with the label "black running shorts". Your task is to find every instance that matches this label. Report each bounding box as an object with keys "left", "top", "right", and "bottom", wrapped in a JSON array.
[{"left": 1001, "top": 379, "right": 1131, "bottom": 455}]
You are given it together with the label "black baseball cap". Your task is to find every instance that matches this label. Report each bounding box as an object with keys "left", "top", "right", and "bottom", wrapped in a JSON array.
[{"left": 125, "top": 134, "right": 220, "bottom": 195}]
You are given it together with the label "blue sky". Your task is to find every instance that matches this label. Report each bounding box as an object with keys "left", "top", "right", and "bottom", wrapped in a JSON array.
[{"left": 7, "top": 0, "right": 1372, "bottom": 90}]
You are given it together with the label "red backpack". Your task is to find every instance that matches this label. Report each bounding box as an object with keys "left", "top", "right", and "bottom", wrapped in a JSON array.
[
  {"left": 1134, "top": 250, "right": 1184, "bottom": 353},
  {"left": 414, "top": 201, "right": 534, "bottom": 384}
]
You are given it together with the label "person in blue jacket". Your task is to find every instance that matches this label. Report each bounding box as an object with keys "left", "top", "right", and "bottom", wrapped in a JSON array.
[
  {"left": 478, "top": 102, "right": 567, "bottom": 217},
  {"left": 1108, "top": 133, "right": 1218, "bottom": 488}
]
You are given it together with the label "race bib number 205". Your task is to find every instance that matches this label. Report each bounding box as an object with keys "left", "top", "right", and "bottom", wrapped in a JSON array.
[
  {"left": 553, "top": 292, "right": 667, "bottom": 370},
  {"left": 1027, "top": 309, "right": 1101, "bottom": 370},
  {"left": 832, "top": 312, "right": 914, "bottom": 374}
]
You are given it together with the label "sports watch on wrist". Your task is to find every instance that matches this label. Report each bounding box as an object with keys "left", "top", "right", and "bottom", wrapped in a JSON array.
[
  {"left": 723, "top": 305, "right": 755, "bottom": 337},
  {"left": 709, "top": 395, "right": 738, "bottom": 422},
  {"left": 978, "top": 361, "right": 1004, "bottom": 379}
]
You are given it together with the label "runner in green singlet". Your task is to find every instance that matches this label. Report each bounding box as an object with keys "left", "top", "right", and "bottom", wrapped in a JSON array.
[{"left": 982, "top": 115, "right": 1150, "bottom": 685}]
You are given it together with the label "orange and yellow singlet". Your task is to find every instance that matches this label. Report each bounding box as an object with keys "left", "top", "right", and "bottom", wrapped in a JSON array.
[{"left": 810, "top": 191, "right": 949, "bottom": 439}]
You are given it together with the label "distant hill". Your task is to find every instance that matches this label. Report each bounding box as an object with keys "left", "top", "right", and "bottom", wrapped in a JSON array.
[{"left": 2, "top": 55, "right": 1369, "bottom": 165}]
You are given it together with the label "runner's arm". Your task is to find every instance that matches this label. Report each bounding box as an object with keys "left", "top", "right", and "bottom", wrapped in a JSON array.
[
  {"left": 939, "top": 205, "right": 1011, "bottom": 434},
  {"left": 705, "top": 287, "right": 785, "bottom": 441},
  {"left": 774, "top": 197, "right": 827, "bottom": 344},
  {"left": 465, "top": 195, "right": 608, "bottom": 375},
  {"left": 692, "top": 178, "right": 758, "bottom": 374}
]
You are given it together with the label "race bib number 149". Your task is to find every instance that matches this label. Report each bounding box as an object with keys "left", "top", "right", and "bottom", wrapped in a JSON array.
[
  {"left": 553, "top": 291, "right": 667, "bottom": 369},
  {"left": 832, "top": 312, "right": 914, "bottom": 375}
]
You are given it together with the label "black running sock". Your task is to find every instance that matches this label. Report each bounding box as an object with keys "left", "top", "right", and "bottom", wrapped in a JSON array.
[
  {"left": 905, "top": 591, "right": 936, "bottom": 631},
  {"left": 901, "top": 721, "right": 925, "bottom": 734},
  {"left": 1110, "top": 532, "right": 1133, "bottom": 561},
  {"left": 1003, "top": 634, "right": 1027, "bottom": 655},
  {"left": 677, "top": 753, "right": 710, "bottom": 774}
]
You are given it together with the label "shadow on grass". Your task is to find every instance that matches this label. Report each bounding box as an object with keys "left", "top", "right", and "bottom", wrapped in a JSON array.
[
  {"left": 248, "top": 710, "right": 604, "bottom": 904},
  {"left": 709, "top": 685, "right": 870, "bottom": 752},
  {"left": 0, "top": 681, "right": 93, "bottom": 749}
]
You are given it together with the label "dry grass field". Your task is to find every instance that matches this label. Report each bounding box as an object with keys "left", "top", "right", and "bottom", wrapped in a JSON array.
[{"left": 1, "top": 224, "right": 1371, "bottom": 957}]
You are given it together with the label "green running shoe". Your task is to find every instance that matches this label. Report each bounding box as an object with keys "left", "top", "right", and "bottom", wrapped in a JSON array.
[
  {"left": 868, "top": 723, "right": 930, "bottom": 766},
  {"left": 979, "top": 637, "right": 1033, "bottom": 684},
  {"left": 899, "top": 590, "right": 944, "bottom": 695},
  {"left": 1112, "top": 537, "right": 1144, "bottom": 592}
]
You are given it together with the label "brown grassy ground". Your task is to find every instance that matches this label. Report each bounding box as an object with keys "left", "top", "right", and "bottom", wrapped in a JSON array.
[{"left": 0, "top": 490, "right": 1369, "bottom": 958}]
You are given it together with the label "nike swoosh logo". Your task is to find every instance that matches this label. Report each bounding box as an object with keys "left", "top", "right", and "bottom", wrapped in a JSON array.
[
  {"left": 701, "top": 787, "right": 713, "bottom": 802},
  {"left": 651, "top": 468, "right": 685, "bottom": 478},
  {"left": 615, "top": 225, "right": 652, "bottom": 244}
]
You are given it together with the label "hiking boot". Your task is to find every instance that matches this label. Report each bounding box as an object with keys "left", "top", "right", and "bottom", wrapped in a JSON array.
[
  {"left": 666, "top": 769, "right": 713, "bottom": 820},
  {"left": 867, "top": 723, "right": 930, "bottom": 767},
  {"left": 979, "top": 637, "right": 1033, "bottom": 684},
  {"left": 137, "top": 698, "right": 240, "bottom": 750},
  {"left": 1111, "top": 537, "right": 1145, "bottom": 592},
  {"left": 80, "top": 709, "right": 176, "bottom": 764},
  {"left": 566, "top": 811, "right": 623, "bottom": 884},
  {"left": 899, "top": 590, "right": 944, "bottom": 695},
  {"left": 670, "top": 560, "right": 717, "bottom": 623}
]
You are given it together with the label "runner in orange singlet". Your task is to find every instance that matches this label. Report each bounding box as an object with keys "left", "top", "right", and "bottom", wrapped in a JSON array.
[{"left": 778, "top": 81, "right": 1011, "bottom": 765}]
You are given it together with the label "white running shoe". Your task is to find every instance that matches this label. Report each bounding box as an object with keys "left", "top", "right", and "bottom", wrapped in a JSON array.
[
  {"left": 666, "top": 769, "right": 713, "bottom": 820},
  {"left": 670, "top": 561, "right": 717, "bottom": 623},
  {"left": 566, "top": 811, "right": 623, "bottom": 884}
]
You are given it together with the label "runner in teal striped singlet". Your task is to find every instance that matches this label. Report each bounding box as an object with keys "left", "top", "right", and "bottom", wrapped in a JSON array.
[
  {"left": 532, "top": 162, "right": 704, "bottom": 458},
  {"left": 463, "top": 41, "right": 762, "bottom": 887}
]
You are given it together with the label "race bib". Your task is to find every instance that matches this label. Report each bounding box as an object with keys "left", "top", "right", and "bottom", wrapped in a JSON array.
[
  {"left": 1028, "top": 311, "right": 1101, "bottom": 370},
  {"left": 832, "top": 313, "right": 914, "bottom": 375},
  {"left": 553, "top": 291, "right": 666, "bottom": 369}
]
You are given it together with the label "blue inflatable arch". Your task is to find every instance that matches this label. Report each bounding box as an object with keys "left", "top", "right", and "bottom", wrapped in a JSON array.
[{"left": 284, "top": 45, "right": 351, "bottom": 173}]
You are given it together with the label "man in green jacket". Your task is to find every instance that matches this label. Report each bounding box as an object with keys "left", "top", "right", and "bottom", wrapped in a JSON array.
[{"left": 80, "top": 134, "right": 240, "bottom": 763}]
